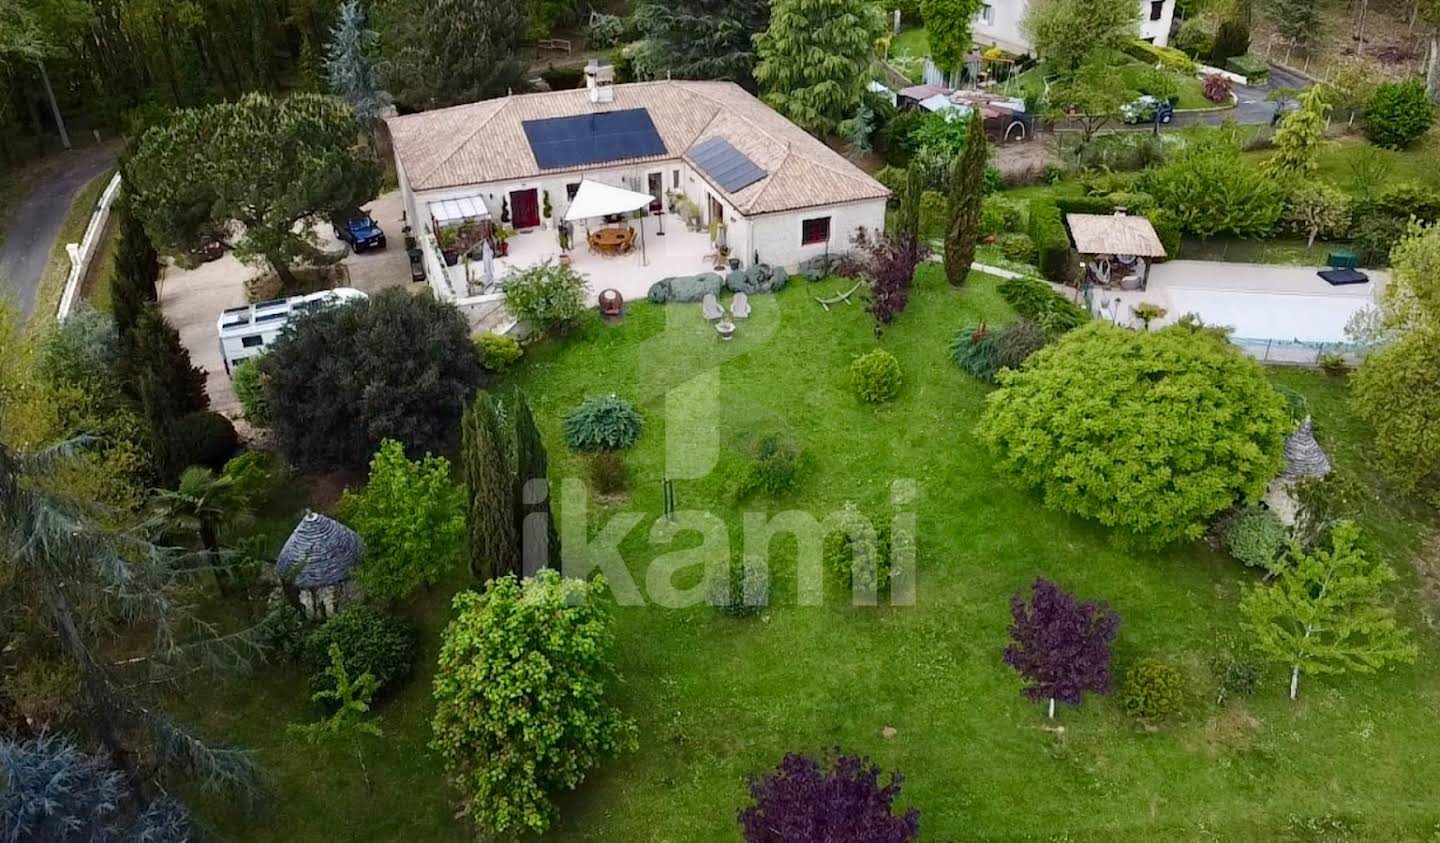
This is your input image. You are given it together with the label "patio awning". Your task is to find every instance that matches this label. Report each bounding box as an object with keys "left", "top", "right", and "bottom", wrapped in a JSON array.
[
  {"left": 1065, "top": 211, "right": 1167, "bottom": 258},
  {"left": 429, "top": 197, "right": 490, "bottom": 227},
  {"left": 563, "top": 179, "right": 655, "bottom": 222}
]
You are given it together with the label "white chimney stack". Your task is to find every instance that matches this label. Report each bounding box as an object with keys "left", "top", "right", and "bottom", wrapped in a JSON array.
[{"left": 585, "top": 59, "right": 615, "bottom": 104}]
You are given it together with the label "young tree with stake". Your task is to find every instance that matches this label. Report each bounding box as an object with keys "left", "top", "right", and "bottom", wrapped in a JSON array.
[
  {"left": 1240, "top": 521, "right": 1416, "bottom": 700},
  {"left": 1004, "top": 577, "right": 1121, "bottom": 718}
]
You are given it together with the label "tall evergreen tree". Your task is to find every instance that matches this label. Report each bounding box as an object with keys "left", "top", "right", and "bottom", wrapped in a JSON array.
[
  {"left": 511, "top": 392, "right": 560, "bottom": 574},
  {"left": 380, "top": 0, "right": 528, "bottom": 110},
  {"left": 117, "top": 305, "right": 208, "bottom": 420},
  {"left": 462, "top": 392, "right": 519, "bottom": 582},
  {"left": 1263, "top": 85, "right": 1331, "bottom": 182},
  {"left": 1240, "top": 522, "right": 1416, "bottom": 700},
  {"left": 0, "top": 439, "right": 261, "bottom": 808},
  {"left": 922, "top": 0, "right": 984, "bottom": 74},
  {"left": 325, "top": 0, "right": 391, "bottom": 123},
  {"left": 632, "top": 0, "right": 771, "bottom": 88},
  {"left": 109, "top": 194, "right": 160, "bottom": 342},
  {"left": 1268, "top": 0, "right": 1321, "bottom": 49},
  {"left": 753, "top": 0, "right": 885, "bottom": 134},
  {"left": 897, "top": 160, "right": 925, "bottom": 255},
  {"left": 944, "top": 112, "right": 987, "bottom": 287}
]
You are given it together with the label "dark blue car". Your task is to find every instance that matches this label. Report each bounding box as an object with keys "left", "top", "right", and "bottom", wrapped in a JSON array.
[{"left": 333, "top": 214, "right": 387, "bottom": 252}]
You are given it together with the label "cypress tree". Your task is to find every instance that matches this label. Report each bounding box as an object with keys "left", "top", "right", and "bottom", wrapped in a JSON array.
[
  {"left": 511, "top": 393, "right": 561, "bottom": 574},
  {"left": 111, "top": 197, "right": 160, "bottom": 342},
  {"left": 462, "top": 392, "right": 519, "bottom": 582},
  {"left": 897, "top": 160, "right": 925, "bottom": 255},
  {"left": 944, "top": 112, "right": 987, "bottom": 287},
  {"left": 118, "top": 306, "right": 208, "bottom": 419}
]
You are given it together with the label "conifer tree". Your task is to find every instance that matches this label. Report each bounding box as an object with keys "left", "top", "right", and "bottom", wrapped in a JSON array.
[
  {"left": 325, "top": 0, "right": 392, "bottom": 123},
  {"left": 633, "top": 0, "right": 770, "bottom": 88},
  {"left": 1269, "top": 0, "right": 1321, "bottom": 49},
  {"left": 1240, "top": 522, "right": 1416, "bottom": 700},
  {"left": 1263, "top": 85, "right": 1331, "bottom": 182},
  {"left": 754, "top": 0, "right": 885, "bottom": 134},
  {"left": 381, "top": 0, "right": 529, "bottom": 110},
  {"left": 462, "top": 391, "right": 518, "bottom": 582},
  {"left": 944, "top": 112, "right": 987, "bottom": 286},
  {"left": 511, "top": 393, "right": 560, "bottom": 573}
]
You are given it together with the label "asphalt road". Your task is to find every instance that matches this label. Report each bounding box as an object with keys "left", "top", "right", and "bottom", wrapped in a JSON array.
[
  {"left": 1170, "top": 65, "right": 1311, "bottom": 127},
  {"left": 0, "top": 145, "right": 117, "bottom": 318}
]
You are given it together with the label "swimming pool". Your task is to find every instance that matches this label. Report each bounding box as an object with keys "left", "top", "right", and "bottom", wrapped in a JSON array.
[{"left": 1162, "top": 286, "right": 1373, "bottom": 343}]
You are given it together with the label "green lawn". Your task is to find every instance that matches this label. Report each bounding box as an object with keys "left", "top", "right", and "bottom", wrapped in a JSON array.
[
  {"left": 183, "top": 269, "right": 1439, "bottom": 840},
  {"left": 1012, "top": 57, "right": 1210, "bottom": 111},
  {"left": 888, "top": 27, "right": 930, "bottom": 83},
  {"left": 1178, "top": 236, "right": 1355, "bottom": 266}
]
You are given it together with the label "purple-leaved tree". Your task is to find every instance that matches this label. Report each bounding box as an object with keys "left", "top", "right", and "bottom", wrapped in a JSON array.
[
  {"left": 848, "top": 228, "right": 929, "bottom": 334},
  {"left": 1003, "top": 577, "right": 1121, "bottom": 718},
  {"left": 738, "top": 751, "right": 920, "bottom": 843}
]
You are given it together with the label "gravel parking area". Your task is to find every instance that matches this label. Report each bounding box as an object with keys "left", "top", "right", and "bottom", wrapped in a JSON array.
[{"left": 158, "top": 190, "right": 415, "bottom": 415}]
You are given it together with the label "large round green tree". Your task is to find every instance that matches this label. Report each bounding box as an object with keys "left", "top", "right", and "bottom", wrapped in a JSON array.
[
  {"left": 430, "top": 571, "right": 635, "bottom": 838},
  {"left": 976, "top": 322, "right": 1292, "bottom": 547},
  {"left": 754, "top": 0, "right": 885, "bottom": 134},
  {"left": 128, "top": 93, "right": 381, "bottom": 286},
  {"left": 259, "top": 289, "right": 484, "bottom": 470}
]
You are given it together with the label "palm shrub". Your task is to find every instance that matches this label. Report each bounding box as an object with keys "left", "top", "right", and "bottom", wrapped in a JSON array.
[
  {"left": 564, "top": 394, "right": 643, "bottom": 451},
  {"left": 1221, "top": 505, "right": 1288, "bottom": 569},
  {"left": 430, "top": 572, "right": 636, "bottom": 838},
  {"left": 1121, "top": 657, "right": 1185, "bottom": 722},
  {"left": 952, "top": 320, "right": 1049, "bottom": 382},
  {"left": 303, "top": 604, "right": 417, "bottom": 697},
  {"left": 1364, "top": 80, "right": 1434, "bottom": 150},
  {"left": 503, "top": 258, "right": 591, "bottom": 335},
  {"left": 850, "top": 349, "right": 902, "bottom": 403}
]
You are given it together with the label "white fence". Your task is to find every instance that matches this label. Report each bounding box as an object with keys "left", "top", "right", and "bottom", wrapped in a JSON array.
[{"left": 56, "top": 172, "right": 123, "bottom": 323}]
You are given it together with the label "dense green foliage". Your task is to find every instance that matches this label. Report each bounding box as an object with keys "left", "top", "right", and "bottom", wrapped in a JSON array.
[
  {"left": 1022, "top": 0, "right": 1140, "bottom": 71},
  {"left": 461, "top": 391, "right": 518, "bottom": 582},
  {"left": 922, "top": 0, "right": 984, "bottom": 72},
  {"left": 502, "top": 259, "right": 590, "bottom": 336},
  {"left": 303, "top": 605, "right": 418, "bottom": 697},
  {"left": 632, "top": 0, "right": 770, "bottom": 87},
  {"left": 128, "top": 93, "right": 382, "bottom": 283},
  {"left": 564, "top": 394, "right": 644, "bottom": 451},
  {"left": 996, "top": 275, "right": 1087, "bottom": 334},
  {"left": 735, "top": 432, "right": 802, "bottom": 499},
  {"left": 172, "top": 411, "right": 239, "bottom": 471},
  {"left": 338, "top": 440, "right": 463, "bottom": 601},
  {"left": 1221, "top": 505, "right": 1289, "bottom": 569},
  {"left": 754, "top": 0, "right": 885, "bottom": 133},
  {"left": 430, "top": 572, "right": 635, "bottom": 838},
  {"left": 260, "top": 289, "right": 483, "bottom": 470},
  {"left": 1351, "top": 330, "right": 1440, "bottom": 495},
  {"left": 1240, "top": 522, "right": 1416, "bottom": 699},
  {"left": 707, "top": 554, "right": 767, "bottom": 617},
  {"left": 951, "top": 319, "right": 1050, "bottom": 382},
  {"left": 1364, "top": 80, "right": 1435, "bottom": 150},
  {"left": 475, "top": 332, "right": 523, "bottom": 372},
  {"left": 232, "top": 358, "right": 271, "bottom": 427},
  {"left": 1026, "top": 199, "right": 1075, "bottom": 283},
  {"left": 1143, "top": 136, "right": 1283, "bottom": 237},
  {"left": 1264, "top": 86, "right": 1330, "bottom": 182},
  {"left": 978, "top": 322, "right": 1291, "bottom": 547},
  {"left": 379, "top": 0, "right": 528, "bottom": 109},
  {"left": 1120, "top": 657, "right": 1185, "bottom": 722},
  {"left": 849, "top": 348, "right": 902, "bottom": 403}
]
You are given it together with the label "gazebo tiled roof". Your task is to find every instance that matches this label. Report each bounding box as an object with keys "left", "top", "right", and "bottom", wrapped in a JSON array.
[
  {"left": 276, "top": 511, "right": 364, "bottom": 589},
  {"left": 1278, "top": 418, "right": 1332, "bottom": 481}
]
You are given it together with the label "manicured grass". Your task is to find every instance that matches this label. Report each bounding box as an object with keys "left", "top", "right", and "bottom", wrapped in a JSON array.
[
  {"left": 183, "top": 269, "right": 1439, "bottom": 840},
  {"left": 1178, "top": 235, "right": 1354, "bottom": 266},
  {"left": 1012, "top": 58, "right": 1210, "bottom": 111},
  {"left": 888, "top": 27, "right": 930, "bottom": 82},
  {"left": 26, "top": 168, "right": 113, "bottom": 332}
]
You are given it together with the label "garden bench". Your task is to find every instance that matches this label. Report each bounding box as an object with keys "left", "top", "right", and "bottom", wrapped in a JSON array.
[{"left": 537, "top": 38, "right": 572, "bottom": 55}]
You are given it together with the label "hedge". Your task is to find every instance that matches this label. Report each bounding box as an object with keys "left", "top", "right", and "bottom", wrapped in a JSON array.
[
  {"left": 1123, "top": 39, "right": 1196, "bottom": 74},
  {"left": 1224, "top": 54, "right": 1268, "bottom": 82},
  {"left": 1054, "top": 196, "right": 1117, "bottom": 216},
  {"left": 1027, "top": 198, "right": 1075, "bottom": 284}
]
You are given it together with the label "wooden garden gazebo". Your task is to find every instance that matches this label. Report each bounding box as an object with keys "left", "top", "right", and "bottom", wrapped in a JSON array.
[{"left": 1065, "top": 210, "right": 1167, "bottom": 291}]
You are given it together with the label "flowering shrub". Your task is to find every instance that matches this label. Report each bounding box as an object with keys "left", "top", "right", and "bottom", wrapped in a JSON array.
[{"left": 1202, "top": 73, "right": 1233, "bottom": 103}]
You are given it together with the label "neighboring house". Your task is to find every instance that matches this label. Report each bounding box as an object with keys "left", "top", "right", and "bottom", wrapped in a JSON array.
[
  {"left": 973, "top": 0, "right": 1176, "bottom": 53},
  {"left": 275, "top": 510, "right": 364, "bottom": 620},
  {"left": 385, "top": 63, "right": 889, "bottom": 279}
]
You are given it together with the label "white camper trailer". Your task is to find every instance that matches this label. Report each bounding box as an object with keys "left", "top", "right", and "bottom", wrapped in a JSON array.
[{"left": 216, "top": 287, "right": 367, "bottom": 375}]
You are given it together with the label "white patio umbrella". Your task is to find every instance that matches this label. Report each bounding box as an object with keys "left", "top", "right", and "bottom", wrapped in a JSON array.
[
  {"left": 563, "top": 179, "right": 656, "bottom": 265},
  {"left": 482, "top": 240, "right": 495, "bottom": 286}
]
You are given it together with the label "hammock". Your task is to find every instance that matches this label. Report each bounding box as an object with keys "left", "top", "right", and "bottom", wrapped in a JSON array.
[{"left": 815, "top": 281, "right": 863, "bottom": 311}]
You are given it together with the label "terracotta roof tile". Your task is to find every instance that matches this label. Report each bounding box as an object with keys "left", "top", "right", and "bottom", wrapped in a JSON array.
[{"left": 386, "top": 80, "right": 889, "bottom": 215}]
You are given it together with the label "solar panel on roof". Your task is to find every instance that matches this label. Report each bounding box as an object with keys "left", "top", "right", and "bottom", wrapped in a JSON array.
[
  {"left": 522, "top": 109, "right": 667, "bottom": 170},
  {"left": 688, "top": 136, "right": 768, "bottom": 193}
]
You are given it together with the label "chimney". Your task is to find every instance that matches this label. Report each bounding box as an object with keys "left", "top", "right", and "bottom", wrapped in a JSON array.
[{"left": 585, "top": 59, "right": 615, "bottom": 104}]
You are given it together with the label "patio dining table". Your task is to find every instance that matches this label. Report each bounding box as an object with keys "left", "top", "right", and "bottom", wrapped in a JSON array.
[{"left": 589, "top": 226, "right": 633, "bottom": 256}]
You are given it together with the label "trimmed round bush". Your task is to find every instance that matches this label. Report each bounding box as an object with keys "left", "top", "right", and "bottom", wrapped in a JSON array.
[
  {"left": 173, "top": 411, "right": 239, "bottom": 471},
  {"left": 303, "top": 604, "right": 418, "bottom": 696},
  {"left": 476, "top": 332, "right": 523, "bottom": 372},
  {"left": 1365, "top": 80, "right": 1435, "bottom": 150},
  {"left": 564, "top": 394, "right": 643, "bottom": 451},
  {"left": 850, "top": 349, "right": 902, "bottom": 404},
  {"left": 1121, "top": 657, "right": 1185, "bottom": 722},
  {"left": 1222, "top": 505, "right": 1289, "bottom": 569},
  {"left": 998, "top": 233, "right": 1036, "bottom": 265}
]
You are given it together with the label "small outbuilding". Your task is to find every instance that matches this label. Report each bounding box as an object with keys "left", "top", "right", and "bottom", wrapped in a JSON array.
[
  {"left": 276, "top": 510, "right": 364, "bottom": 619},
  {"left": 1066, "top": 209, "right": 1167, "bottom": 291},
  {"left": 1263, "top": 418, "right": 1332, "bottom": 526}
]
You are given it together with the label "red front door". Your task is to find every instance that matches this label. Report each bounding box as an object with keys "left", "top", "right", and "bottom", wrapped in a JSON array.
[{"left": 510, "top": 189, "right": 540, "bottom": 229}]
